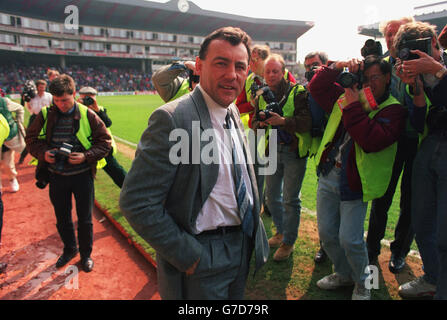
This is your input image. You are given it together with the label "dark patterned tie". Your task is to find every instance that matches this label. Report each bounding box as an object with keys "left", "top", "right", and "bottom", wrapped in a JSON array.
[{"left": 224, "top": 111, "right": 254, "bottom": 237}]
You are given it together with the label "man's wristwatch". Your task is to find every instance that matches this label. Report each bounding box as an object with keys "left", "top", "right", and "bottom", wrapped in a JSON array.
[{"left": 435, "top": 66, "right": 447, "bottom": 79}]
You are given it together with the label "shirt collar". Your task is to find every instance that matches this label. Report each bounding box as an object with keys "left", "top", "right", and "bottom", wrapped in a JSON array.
[{"left": 198, "top": 84, "right": 229, "bottom": 126}]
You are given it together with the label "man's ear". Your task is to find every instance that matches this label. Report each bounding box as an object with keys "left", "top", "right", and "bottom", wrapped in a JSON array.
[{"left": 195, "top": 56, "right": 203, "bottom": 76}]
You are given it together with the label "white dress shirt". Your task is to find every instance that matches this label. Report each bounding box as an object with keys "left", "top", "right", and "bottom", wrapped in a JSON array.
[
  {"left": 28, "top": 92, "right": 52, "bottom": 115},
  {"left": 194, "top": 85, "right": 254, "bottom": 234}
]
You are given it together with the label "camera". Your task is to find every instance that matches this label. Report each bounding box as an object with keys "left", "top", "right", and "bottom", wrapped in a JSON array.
[
  {"left": 398, "top": 37, "right": 432, "bottom": 61},
  {"left": 82, "top": 96, "right": 95, "bottom": 106},
  {"left": 336, "top": 70, "right": 363, "bottom": 89},
  {"left": 51, "top": 142, "right": 74, "bottom": 172},
  {"left": 250, "top": 83, "right": 282, "bottom": 121},
  {"left": 361, "top": 39, "right": 383, "bottom": 58},
  {"left": 188, "top": 69, "right": 200, "bottom": 90},
  {"left": 22, "top": 80, "right": 37, "bottom": 102},
  {"left": 305, "top": 66, "right": 320, "bottom": 82}
]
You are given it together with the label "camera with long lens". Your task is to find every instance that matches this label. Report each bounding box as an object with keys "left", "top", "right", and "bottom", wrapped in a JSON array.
[
  {"left": 22, "top": 80, "right": 37, "bottom": 102},
  {"left": 82, "top": 96, "right": 95, "bottom": 106},
  {"left": 51, "top": 142, "right": 74, "bottom": 172},
  {"left": 305, "top": 66, "right": 320, "bottom": 82},
  {"left": 361, "top": 39, "right": 383, "bottom": 58},
  {"left": 336, "top": 70, "right": 363, "bottom": 89},
  {"left": 398, "top": 37, "right": 432, "bottom": 61}
]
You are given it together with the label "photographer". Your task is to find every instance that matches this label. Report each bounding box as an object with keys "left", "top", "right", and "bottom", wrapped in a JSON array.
[
  {"left": 152, "top": 60, "right": 199, "bottom": 103},
  {"left": 0, "top": 112, "right": 10, "bottom": 273},
  {"left": 78, "top": 86, "right": 127, "bottom": 188},
  {"left": 236, "top": 44, "right": 271, "bottom": 130},
  {"left": 18, "top": 79, "right": 52, "bottom": 164},
  {"left": 25, "top": 75, "right": 111, "bottom": 273},
  {"left": 366, "top": 17, "right": 417, "bottom": 275},
  {"left": 304, "top": 51, "right": 329, "bottom": 264},
  {"left": 308, "top": 55, "right": 406, "bottom": 300},
  {"left": 252, "top": 54, "right": 312, "bottom": 262},
  {"left": 0, "top": 96, "right": 25, "bottom": 192},
  {"left": 394, "top": 21, "right": 447, "bottom": 300}
]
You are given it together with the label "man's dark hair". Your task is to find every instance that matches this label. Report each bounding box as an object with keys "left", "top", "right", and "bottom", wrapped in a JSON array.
[
  {"left": 199, "top": 26, "right": 252, "bottom": 62},
  {"left": 49, "top": 74, "right": 76, "bottom": 96},
  {"left": 363, "top": 55, "right": 392, "bottom": 75}
]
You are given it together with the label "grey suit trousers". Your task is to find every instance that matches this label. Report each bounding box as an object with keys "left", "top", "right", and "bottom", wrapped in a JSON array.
[{"left": 157, "top": 228, "right": 252, "bottom": 300}]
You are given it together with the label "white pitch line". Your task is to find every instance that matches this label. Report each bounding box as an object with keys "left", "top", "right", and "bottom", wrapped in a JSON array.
[{"left": 113, "top": 135, "right": 137, "bottom": 148}]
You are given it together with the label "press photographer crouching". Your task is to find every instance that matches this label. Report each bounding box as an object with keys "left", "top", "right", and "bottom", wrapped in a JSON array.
[
  {"left": 25, "top": 75, "right": 111, "bottom": 273},
  {"left": 393, "top": 21, "right": 447, "bottom": 300},
  {"left": 252, "top": 54, "right": 312, "bottom": 262},
  {"left": 307, "top": 55, "right": 406, "bottom": 300}
]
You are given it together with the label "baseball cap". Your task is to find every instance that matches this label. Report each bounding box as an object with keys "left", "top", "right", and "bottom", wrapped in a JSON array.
[{"left": 79, "top": 86, "right": 98, "bottom": 95}]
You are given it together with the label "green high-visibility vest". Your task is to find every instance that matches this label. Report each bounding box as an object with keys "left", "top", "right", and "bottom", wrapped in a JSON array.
[
  {"left": 40, "top": 103, "right": 107, "bottom": 169},
  {"left": 259, "top": 84, "right": 311, "bottom": 158},
  {"left": 0, "top": 114, "right": 10, "bottom": 146},
  {"left": 315, "top": 94, "right": 400, "bottom": 202},
  {"left": 169, "top": 79, "right": 191, "bottom": 102},
  {"left": 0, "top": 97, "right": 17, "bottom": 141},
  {"left": 404, "top": 85, "right": 432, "bottom": 144}
]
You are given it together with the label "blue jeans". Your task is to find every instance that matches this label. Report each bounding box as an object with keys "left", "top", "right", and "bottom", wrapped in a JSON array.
[
  {"left": 411, "top": 135, "right": 447, "bottom": 300},
  {"left": 317, "top": 166, "right": 369, "bottom": 284},
  {"left": 265, "top": 145, "right": 307, "bottom": 246}
]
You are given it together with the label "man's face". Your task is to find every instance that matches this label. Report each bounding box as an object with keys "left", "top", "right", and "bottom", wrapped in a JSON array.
[
  {"left": 53, "top": 93, "right": 75, "bottom": 113},
  {"left": 196, "top": 39, "right": 249, "bottom": 107},
  {"left": 363, "top": 64, "right": 390, "bottom": 100},
  {"left": 304, "top": 55, "right": 324, "bottom": 72},
  {"left": 37, "top": 84, "right": 46, "bottom": 95},
  {"left": 249, "top": 51, "right": 264, "bottom": 76},
  {"left": 264, "top": 59, "right": 284, "bottom": 89},
  {"left": 385, "top": 23, "right": 402, "bottom": 58}
]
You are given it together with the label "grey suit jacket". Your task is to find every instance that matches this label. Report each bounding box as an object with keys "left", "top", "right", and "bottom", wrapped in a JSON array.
[{"left": 120, "top": 87, "right": 269, "bottom": 274}]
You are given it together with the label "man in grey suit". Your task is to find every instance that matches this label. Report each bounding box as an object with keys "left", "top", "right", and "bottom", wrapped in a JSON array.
[{"left": 119, "top": 27, "right": 269, "bottom": 300}]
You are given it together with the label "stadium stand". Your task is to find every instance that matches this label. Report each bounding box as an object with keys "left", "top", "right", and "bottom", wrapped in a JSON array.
[{"left": 0, "top": 63, "right": 154, "bottom": 94}]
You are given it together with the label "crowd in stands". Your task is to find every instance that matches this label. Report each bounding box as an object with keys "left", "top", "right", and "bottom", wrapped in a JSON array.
[{"left": 0, "top": 63, "right": 154, "bottom": 94}]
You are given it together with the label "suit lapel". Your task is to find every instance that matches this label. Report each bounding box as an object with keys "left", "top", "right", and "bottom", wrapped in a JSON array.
[{"left": 190, "top": 88, "right": 219, "bottom": 205}]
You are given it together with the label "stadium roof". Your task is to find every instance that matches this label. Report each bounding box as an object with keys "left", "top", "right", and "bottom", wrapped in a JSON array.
[
  {"left": 0, "top": 0, "right": 314, "bottom": 42},
  {"left": 358, "top": 2, "right": 447, "bottom": 38}
]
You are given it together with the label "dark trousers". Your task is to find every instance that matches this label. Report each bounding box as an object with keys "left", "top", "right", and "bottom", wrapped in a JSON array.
[
  {"left": 411, "top": 135, "right": 447, "bottom": 299},
  {"left": 20, "top": 114, "right": 36, "bottom": 161},
  {"left": 366, "top": 135, "right": 418, "bottom": 259},
  {"left": 49, "top": 170, "right": 94, "bottom": 259},
  {"left": 157, "top": 230, "right": 251, "bottom": 300},
  {"left": 102, "top": 152, "right": 127, "bottom": 188}
]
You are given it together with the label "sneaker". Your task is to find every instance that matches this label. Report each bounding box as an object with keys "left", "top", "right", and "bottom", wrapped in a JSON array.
[
  {"left": 268, "top": 233, "right": 284, "bottom": 248},
  {"left": 352, "top": 282, "right": 371, "bottom": 300},
  {"left": 10, "top": 178, "right": 19, "bottom": 193},
  {"left": 273, "top": 243, "right": 294, "bottom": 261},
  {"left": 399, "top": 276, "right": 436, "bottom": 299},
  {"left": 317, "top": 273, "right": 354, "bottom": 290}
]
